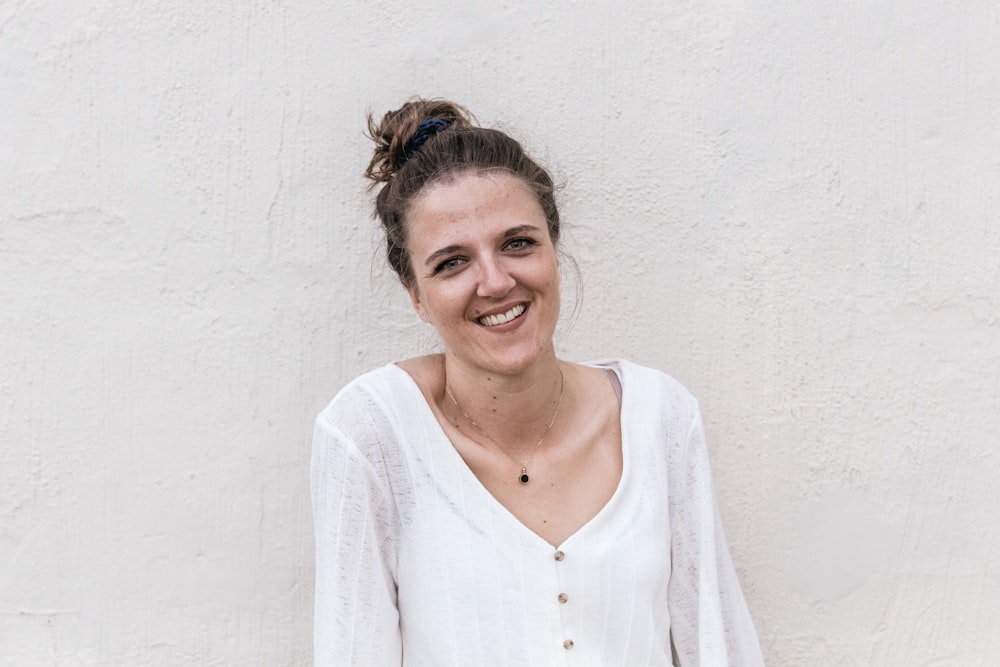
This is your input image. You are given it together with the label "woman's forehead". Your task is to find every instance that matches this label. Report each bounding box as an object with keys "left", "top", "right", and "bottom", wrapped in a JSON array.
[{"left": 408, "top": 173, "right": 542, "bottom": 227}]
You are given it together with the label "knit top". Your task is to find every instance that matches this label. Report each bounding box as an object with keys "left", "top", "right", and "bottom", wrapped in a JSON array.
[{"left": 311, "top": 359, "right": 763, "bottom": 666}]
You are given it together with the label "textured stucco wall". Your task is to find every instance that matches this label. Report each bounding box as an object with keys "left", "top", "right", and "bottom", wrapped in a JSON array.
[{"left": 2, "top": 1, "right": 998, "bottom": 665}]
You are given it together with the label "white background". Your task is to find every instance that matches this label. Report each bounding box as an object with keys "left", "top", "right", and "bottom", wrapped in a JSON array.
[{"left": 2, "top": 1, "right": 999, "bottom": 665}]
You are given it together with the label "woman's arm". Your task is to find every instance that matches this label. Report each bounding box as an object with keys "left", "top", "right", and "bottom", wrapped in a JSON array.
[
  {"left": 311, "top": 416, "right": 402, "bottom": 666},
  {"left": 667, "top": 408, "right": 764, "bottom": 666}
]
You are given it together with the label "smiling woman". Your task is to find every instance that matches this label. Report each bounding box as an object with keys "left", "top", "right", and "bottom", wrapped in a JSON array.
[{"left": 310, "top": 98, "right": 764, "bottom": 666}]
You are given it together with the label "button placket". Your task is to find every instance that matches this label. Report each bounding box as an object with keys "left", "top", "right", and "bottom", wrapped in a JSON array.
[{"left": 553, "top": 548, "right": 576, "bottom": 654}]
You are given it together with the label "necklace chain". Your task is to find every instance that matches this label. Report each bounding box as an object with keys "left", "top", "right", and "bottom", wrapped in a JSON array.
[{"left": 445, "top": 369, "right": 565, "bottom": 485}]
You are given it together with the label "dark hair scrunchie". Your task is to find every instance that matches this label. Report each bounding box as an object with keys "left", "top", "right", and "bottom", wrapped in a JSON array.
[{"left": 400, "top": 118, "right": 453, "bottom": 167}]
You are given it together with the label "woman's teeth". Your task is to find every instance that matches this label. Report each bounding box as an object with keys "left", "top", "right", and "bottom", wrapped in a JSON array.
[{"left": 479, "top": 304, "right": 526, "bottom": 327}]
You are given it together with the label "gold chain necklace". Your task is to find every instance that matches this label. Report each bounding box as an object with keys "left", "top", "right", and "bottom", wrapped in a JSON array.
[{"left": 445, "top": 369, "right": 565, "bottom": 485}]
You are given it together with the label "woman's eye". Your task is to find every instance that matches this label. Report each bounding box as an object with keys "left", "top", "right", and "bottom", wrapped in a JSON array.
[
  {"left": 505, "top": 237, "right": 536, "bottom": 251},
  {"left": 434, "top": 257, "right": 463, "bottom": 274}
]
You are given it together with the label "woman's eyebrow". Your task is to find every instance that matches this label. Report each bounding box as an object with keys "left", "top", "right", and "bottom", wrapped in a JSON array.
[{"left": 503, "top": 224, "right": 542, "bottom": 237}]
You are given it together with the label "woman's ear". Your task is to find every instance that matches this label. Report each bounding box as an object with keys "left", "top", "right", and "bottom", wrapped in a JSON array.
[{"left": 407, "top": 282, "right": 430, "bottom": 323}]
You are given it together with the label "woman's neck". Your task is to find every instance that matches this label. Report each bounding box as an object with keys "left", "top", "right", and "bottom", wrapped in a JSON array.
[{"left": 439, "top": 352, "right": 566, "bottom": 452}]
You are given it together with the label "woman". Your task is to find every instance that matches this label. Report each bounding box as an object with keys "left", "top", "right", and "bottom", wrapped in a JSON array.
[{"left": 312, "top": 98, "right": 763, "bottom": 666}]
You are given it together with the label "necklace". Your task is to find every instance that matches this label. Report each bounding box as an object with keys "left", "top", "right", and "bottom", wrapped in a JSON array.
[{"left": 445, "top": 369, "right": 565, "bottom": 485}]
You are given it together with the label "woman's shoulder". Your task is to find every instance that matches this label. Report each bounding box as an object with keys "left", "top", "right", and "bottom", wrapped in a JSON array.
[
  {"left": 394, "top": 354, "right": 444, "bottom": 397},
  {"left": 312, "top": 360, "right": 431, "bottom": 483},
  {"left": 582, "top": 358, "right": 698, "bottom": 404},
  {"left": 316, "top": 360, "right": 420, "bottom": 430}
]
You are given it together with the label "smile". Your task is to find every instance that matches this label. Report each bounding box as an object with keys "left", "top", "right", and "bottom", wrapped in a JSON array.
[{"left": 478, "top": 304, "right": 526, "bottom": 327}]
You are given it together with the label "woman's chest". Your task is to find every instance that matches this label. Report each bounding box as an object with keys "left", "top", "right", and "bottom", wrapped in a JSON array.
[
  {"left": 444, "top": 384, "right": 625, "bottom": 547},
  {"left": 392, "top": 474, "right": 672, "bottom": 665}
]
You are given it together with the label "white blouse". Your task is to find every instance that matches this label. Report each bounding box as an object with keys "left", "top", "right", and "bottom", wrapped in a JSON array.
[{"left": 311, "top": 359, "right": 763, "bottom": 666}]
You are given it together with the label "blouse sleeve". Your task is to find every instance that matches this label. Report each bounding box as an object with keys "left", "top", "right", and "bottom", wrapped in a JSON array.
[
  {"left": 667, "top": 407, "right": 764, "bottom": 666},
  {"left": 311, "top": 415, "right": 402, "bottom": 666}
]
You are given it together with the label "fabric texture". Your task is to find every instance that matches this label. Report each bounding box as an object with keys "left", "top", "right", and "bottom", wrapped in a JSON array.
[{"left": 311, "top": 359, "right": 763, "bottom": 666}]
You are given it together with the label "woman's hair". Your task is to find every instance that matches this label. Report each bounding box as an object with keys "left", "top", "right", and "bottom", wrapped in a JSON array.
[{"left": 364, "top": 98, "right": 560, "bottom": 286}]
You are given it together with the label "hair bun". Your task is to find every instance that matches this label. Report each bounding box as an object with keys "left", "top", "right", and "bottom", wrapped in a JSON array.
[{"left": 365, "top": 98, "right": 475, "bottom": 184}]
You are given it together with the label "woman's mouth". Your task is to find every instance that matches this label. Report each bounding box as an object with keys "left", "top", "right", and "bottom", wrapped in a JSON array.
[{"left": 478, "top": 303, "right": 526, "bottom": 327}]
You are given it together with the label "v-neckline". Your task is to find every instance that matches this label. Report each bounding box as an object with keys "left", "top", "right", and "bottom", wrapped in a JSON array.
[{"left": 390, "top": 360, "right": 631, "bottom": 550}]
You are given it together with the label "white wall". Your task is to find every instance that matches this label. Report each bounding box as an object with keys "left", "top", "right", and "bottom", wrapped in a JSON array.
[{"left": 2, "top": 1, "right": 998, "bottom": 665}]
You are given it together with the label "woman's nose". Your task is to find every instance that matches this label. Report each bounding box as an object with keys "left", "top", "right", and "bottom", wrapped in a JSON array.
[{"left": 476, "top": 256, "right": 516, "bottom": 298}]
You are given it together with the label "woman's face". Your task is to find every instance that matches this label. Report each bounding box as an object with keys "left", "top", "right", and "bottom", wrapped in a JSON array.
[{"left": 404, "top": 172, "right": 560, "bottom": 378}]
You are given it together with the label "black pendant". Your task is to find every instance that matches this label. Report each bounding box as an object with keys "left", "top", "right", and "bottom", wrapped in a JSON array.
[{"left": 519, "top": 472, "right": 530, "bottom": 484}]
